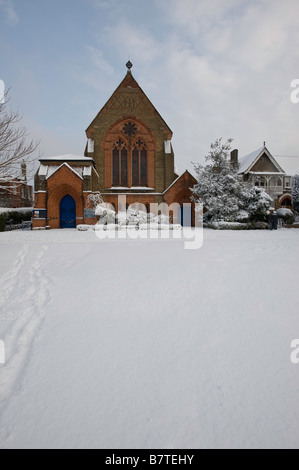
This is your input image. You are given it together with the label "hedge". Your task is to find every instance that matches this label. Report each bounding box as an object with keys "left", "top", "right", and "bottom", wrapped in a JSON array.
[{"left": 0, "top": 209, "right": 32, "bottom": 232}]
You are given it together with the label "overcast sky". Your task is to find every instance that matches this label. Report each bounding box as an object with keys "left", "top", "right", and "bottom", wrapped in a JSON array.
[{"left": 1, "top": 0, "right": 298, "bottom": 177}]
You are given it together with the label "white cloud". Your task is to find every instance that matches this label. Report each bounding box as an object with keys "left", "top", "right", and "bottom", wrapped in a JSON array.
[
  {"left": 3, "top": 0, "right": 298, "bottom": 174},
  {"left": 86, "top": 46, "right": 114, "bottom": 76},
  {"left": 0, "top": 0, "right": 18, "bottom": 26},
  {"left": 147, "top": 0, "right": 299, "bottom": 165}
]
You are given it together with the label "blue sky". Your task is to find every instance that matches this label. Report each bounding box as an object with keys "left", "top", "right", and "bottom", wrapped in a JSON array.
[{"left": 1, "top": 0, "right": 299, "bottom": 179}]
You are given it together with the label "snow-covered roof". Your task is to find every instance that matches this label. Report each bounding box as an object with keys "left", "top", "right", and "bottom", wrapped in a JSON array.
[
  {"left": 238, "top": 147, "right": 264, "bottom": 173},
  {"left": 248, "top": 171, "right": 285, "bottom": 175},
  {"left": 163, "top": 170, "right": 196, "bottom": 194},
  {"left": 238, "top": 146, "right": 284, "bottom": 174},
  {"left": 38, "top": 162, "right": 89, "bottom": 180},
  {"left": 274, "top": 156, "right": 299, "bottom": 176},
  {"left": 39, "top": 154, "right": 94, "bottom": 162}
]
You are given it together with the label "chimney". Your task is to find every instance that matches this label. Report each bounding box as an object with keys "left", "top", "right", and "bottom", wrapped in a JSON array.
[
  {"left": 21, "top": 160, "right": 27, "bottom": 183},
  {"left": 230, "top": 149, "right": 239, "bottom": 169}
]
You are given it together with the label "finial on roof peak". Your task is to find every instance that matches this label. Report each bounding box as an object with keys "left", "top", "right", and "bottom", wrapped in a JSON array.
[
  {"left": 126, "top": 60, "right": 133, "bottom": 71},
  {"left": 263, "top": 141, "right": 266, "bottom": 147}
]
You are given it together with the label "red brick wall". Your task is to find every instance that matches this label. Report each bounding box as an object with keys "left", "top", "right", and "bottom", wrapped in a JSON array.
[
  {"left": 103, "top": 119, "right": 156, "bottom": 189},
  {"left": 163, "top": 172, "right": 197, "bottom": 226},
  {"left": 46, "top": 165, "right": 83, "bottom": 229}
]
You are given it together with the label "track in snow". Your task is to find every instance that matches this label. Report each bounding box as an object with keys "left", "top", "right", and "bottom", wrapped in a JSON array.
[{"left": 0, "top": 245, "right": 49, "bottom": 409}]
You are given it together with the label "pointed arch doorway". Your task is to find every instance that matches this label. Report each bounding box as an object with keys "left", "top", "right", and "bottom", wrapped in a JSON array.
[{"left": 60, "top": 195, "right": 76, "bottom": 228}]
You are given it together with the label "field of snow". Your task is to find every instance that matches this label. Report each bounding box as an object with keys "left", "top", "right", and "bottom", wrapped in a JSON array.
[{"left": 0, "top": 228, "right": 299, "bottom": 449}]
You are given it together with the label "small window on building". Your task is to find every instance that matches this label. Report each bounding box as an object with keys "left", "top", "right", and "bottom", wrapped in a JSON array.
[
  {"left": 285, "top": 177, "right": 291, "bottom": 188},
  {"left": 13, "top": 183, "right": 17, "bottom": 195}
]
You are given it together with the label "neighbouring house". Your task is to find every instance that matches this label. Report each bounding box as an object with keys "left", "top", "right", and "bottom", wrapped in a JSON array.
[
  {"left": 33, "top": 62, "right": 196, "bottom": 229},
  {"left": 233, "top": 144, "right": 299, "bottom": 210},
  {"left": 0, "top": 161, "right": 33, "bottom": 208}
]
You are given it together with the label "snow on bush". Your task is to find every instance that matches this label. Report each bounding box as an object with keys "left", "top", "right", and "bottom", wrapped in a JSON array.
[
  {"left": 235, "top": 210, "right": 250, "bottom": 222},
  {"left": 208, "top": 221, "right": 249, "bottom": 230},
  {"left": 277, "top": 208, "right": 295, "bottom": 224},
  {"left": 250, "top": 221, "right": 269, "bottom": 230},
  {"left": 95, "top": 204, "right": 116, "bottom": 225},
  {"left": 292, "top": 174, "right": 299, "bottom": 213},
  {"left": 116, "top": 208, "right": 148, "bottom": 226},
  {"left": 77, "top": 224, "right": 90, "bottom": 231},
  {"left": 152, "top": 214, "right": 170, "bottom": 225},
  {"left": 192, "top": 138, "right": 273, "bottom": 227},
  {"left": 85, "top": 205, "right": 180, "bottom": 232},
  {"left": 105, "top": 224, "right": 120, "bottom": 230},
  {"left": 87, "top": 193, "right": 103, "bottom": 208},
  {"left": 139, "top": 223, "right": 182, "bottom": 231},
  {"left": 242, "top": 186, "right": 274, "bottom": 222}
]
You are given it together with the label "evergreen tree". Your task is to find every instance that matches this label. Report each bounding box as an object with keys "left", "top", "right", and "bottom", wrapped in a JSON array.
[
  {"left": 192, "top": 138, "right": 273, "bottom": 223},
  {"left": 292, "top": 174, "right": 299, "bottom": 213}
]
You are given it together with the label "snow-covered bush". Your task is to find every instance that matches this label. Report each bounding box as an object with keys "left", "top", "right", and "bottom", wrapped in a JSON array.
[
  {"left": 241, "top": 186, "right": 273, "bottom": 222},
  {"left": 208, "top": 221, "right": 249, "bottom": 230},
  {"left": 87, "top": 193, "right": 103, "bottom": 208},
  {"left": 77, "top": 224, "right": 90, "bottom": 231},
  {"left": 277, "top": 208, "right": 294, "bottom": 225},
  {"left": 235, "top": 210, "right": 250, "bottom": 223},
  {"left": 250, "top": 221, "right": 269, "bottom": 230},
  {"left": 152, "top": 214, "right": 170, "bottom": 225},
  {"left": 0, "top": 208, "right": 33, "bottom": 232},
  {"left": 116, "top": 208, "right": 147, "bottom": 226},
  {"left": 105, "top": 224, "right": 120, "bottom": 230},
  {"left": 95, "top": 204, "right": 116, "bottom": 225}
]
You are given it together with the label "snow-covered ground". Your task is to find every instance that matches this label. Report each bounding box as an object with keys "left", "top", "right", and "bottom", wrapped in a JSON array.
[{"left": 0, "top": 228, "right": 299, "bottom": 449}]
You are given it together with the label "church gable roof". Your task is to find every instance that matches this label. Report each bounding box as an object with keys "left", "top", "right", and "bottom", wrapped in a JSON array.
[
  {"left": 163, "top": 170, "right": 197, "bottom": 195},
  {"left": 85, "top": 69, "right": 173, "bottom": 137}
]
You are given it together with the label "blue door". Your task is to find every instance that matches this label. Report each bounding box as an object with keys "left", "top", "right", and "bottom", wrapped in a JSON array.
[
  {"left": 60, "top": 195, "right": 76, "bottom": 228},
  {"left": 180, "top": 205, "right": 192, "bottom": 226}
]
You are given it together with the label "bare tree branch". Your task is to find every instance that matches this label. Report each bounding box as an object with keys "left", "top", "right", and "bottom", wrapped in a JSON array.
[{"left": 0, "top": 89, "right": 40, "bottom": 189}]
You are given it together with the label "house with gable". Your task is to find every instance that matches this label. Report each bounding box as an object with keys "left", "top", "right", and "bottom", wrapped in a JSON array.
[
  {"left": 0, "top": 161, "right": 33, "bottom": 209},
  {"left": 234, "top": 143, "right": 299, "bottom": 209},
  {"left": 32, "top": 62, "right": 196, "bottom": 229}
]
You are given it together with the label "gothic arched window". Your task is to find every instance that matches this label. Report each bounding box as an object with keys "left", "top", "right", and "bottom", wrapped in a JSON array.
[
  {"left": 112, "top": 139, "right": 128, "bottom": 186},
  {"left": 132, "top": 139, "right": 147, "bottom": 186}
]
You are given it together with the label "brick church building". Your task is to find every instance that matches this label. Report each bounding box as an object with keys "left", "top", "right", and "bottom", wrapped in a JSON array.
[{"left": 33, "top": 62, "right": 196, "bottom": 229}]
